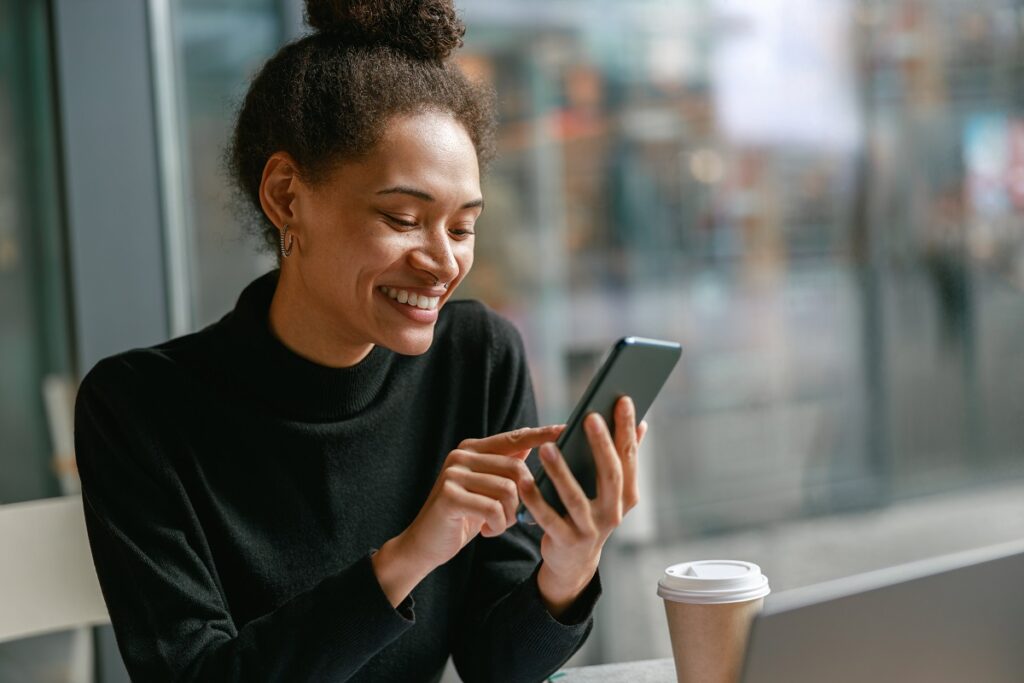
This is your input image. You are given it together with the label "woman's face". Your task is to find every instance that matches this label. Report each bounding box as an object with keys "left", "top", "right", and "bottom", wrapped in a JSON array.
[{"left": 287, "top": 110, "right": 483, "bottom": 358}]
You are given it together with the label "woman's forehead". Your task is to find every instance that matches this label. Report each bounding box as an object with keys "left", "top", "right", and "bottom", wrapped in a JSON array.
[
  {"left": 377, "top": 113, "right": 479, "bottom": 173},
  {"left": 332, "top": 112, "right": 482, "bottom": 204}
]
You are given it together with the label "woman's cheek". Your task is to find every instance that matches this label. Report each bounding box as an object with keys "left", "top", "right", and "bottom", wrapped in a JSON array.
[{"left": 456, "top": 243, "right": 474, "bottom": 275}]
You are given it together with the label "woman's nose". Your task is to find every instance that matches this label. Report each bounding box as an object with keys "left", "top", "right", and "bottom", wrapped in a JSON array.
[{"left": 413, "top": 228, "right": 459, "bottom": 282}]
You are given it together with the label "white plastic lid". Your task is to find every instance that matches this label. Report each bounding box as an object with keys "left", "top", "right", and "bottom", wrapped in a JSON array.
[{"left": 657, "top": 560, "right": 771, "bottom": 605}]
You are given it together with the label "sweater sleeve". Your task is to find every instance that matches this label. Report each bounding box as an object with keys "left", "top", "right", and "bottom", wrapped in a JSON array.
[
  {"left": 75, "top": 357, "right": 415, "bottom": 682},
  {"left": 450, "top": 313, "right": 602, "bottom": 683}
]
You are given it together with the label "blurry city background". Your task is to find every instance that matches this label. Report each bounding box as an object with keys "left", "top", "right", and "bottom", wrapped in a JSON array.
[{"left": 2, "top": 0, "right": 1023, "bottom": 680}]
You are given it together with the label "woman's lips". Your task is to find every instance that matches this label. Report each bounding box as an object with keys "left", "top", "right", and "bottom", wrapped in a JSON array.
[{"left": 378, "top": 288, "right": 439, "bottom": 323}]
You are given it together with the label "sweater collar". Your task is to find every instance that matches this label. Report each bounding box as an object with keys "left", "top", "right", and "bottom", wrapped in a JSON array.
[{"left": 223, "top": 269, "right": 394, "bottom": 422}]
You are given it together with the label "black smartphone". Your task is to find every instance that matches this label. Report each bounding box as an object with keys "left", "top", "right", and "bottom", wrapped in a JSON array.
[{"left": 516, "top": 336, "right": 681, "bottom": 525}]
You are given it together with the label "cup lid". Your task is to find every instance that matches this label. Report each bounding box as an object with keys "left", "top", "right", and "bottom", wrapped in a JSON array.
[{"left": 657, "top": 560, "right": 770, "bottom": 604}]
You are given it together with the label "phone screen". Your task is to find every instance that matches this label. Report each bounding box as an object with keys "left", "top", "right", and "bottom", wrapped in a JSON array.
[{"left": 516, "top": 336, "right": 681, "bottom": 525}]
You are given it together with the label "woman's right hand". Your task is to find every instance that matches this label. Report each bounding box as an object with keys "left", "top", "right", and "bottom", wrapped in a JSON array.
[
  {"left": 371, "top": 425, "right": 562, "bottom": 607},
  {"left": 400, "top": 425, "right": 564, "bottom": 573}
]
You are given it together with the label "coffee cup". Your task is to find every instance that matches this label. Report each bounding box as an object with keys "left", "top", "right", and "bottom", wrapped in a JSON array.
[{"left": 657, "top": 560, "right": 770, "bottom": 683}]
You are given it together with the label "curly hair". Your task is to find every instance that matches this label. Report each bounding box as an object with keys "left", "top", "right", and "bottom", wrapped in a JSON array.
[{"left": 227, "top": 0, "right": 497, "bottom": 256}]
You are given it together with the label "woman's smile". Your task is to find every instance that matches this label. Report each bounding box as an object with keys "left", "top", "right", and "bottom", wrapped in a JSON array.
[{"left": 377, "top": 285, "right": 443, "bottom": 323}]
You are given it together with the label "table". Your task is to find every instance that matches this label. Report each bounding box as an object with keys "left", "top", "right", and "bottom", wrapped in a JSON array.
[{"left": 549, "top": 657, "right": 675, "bottom": 682}]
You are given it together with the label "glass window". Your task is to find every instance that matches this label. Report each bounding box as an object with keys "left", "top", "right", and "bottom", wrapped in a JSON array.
[
  {"left": 456, "top": 0, "right": 1024, "bottom": 532},
  {"left": 0, "top": 0, "right": 74, "bottom": 506},
  {"left": 456, "top": 0, "right": 1024, "bottom": 663},
  {"left": 174, "top": 0, "right": 282, "bottom": 329},
  {"left": 0, "top": 0, "right": 82, "bottom": 677}
]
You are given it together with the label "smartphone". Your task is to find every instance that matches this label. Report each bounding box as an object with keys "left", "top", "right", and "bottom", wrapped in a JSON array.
[{"left": 516, "top": 337, "right": 681, "bottom": 525}]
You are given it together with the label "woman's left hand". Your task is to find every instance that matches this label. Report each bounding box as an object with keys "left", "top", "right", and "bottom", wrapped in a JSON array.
[{"left": 517, "top": 396, "right": 648, "bottom": 617}]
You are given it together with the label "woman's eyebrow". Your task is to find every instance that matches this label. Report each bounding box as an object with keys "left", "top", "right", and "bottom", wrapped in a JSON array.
[
  {"left": 376, "top": 185, "right": 484, "bottom": 210},
  {"left": 377, "top": 185, "right": 433, "bottom": 201}
]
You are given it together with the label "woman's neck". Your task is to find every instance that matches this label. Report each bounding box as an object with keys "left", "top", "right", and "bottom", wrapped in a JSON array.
[{"left": 268, "top": 268, "right": 374, "bottom": 369}]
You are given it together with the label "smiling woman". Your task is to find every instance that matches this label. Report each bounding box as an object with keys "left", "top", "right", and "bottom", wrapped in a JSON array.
[
  {"left": 262, "top": 111, "right": 483, "bottom": 365},
  {"left": 71, "top": 1, "right": 651, "bottom": 682}
]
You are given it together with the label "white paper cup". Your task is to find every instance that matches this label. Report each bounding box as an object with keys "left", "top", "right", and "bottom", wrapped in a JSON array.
[{"left": 657, "top": 560, "right": 770, "bottom": 683}]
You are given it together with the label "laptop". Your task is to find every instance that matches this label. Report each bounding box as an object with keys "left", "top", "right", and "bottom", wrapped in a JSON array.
[{"left": 741, "top": 539, "right": 1024, "bottom": 683}]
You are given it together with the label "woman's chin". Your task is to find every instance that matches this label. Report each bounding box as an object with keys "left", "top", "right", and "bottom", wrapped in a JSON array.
[{"left": 380, "top": 328, "right": 435, "bottom": 356}]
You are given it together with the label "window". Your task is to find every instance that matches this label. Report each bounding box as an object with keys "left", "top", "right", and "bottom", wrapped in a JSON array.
[
  {"left": 174, "top": 0, "right": 283, "bottom": 329},
  {"left": 454, "top": 0, "right": 1024, "bottom": 534},
  {"left": 0, "top": 0, "right": 82, "bottom": 678},
  {"left": 0, "top": 0, "right": 74, "bottom": 506}
]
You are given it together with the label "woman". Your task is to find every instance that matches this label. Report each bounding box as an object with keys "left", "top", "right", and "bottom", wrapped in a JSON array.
[{"left": 74, "top": 1, "right": 646, "bottom": 681}]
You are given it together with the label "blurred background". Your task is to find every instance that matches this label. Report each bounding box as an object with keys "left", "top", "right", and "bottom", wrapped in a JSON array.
[{"left": 2, "top": 0, "right": 1023, "bottom": 680}]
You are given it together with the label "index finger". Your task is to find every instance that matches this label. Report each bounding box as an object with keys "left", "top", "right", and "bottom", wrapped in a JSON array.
[{"left": 460, "top": 425, "right": 564, "bottom": 456}]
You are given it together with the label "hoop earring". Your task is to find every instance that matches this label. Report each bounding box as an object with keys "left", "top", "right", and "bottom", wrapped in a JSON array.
[{"left": 280, "top": 224, "right": 294, "bottom": 258}]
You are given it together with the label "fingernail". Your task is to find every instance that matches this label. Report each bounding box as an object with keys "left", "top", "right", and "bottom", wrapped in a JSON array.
[
  {"left": 586, "top": 414, "right": 600, "bottom": 432},
  {"left": 541, "top": 443, "right": 556, "bottom": 462}
]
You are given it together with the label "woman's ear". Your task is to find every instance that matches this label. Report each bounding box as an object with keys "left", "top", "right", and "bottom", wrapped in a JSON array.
[{"left": 258, "top": 152, "right": 301, "bottom": 231}]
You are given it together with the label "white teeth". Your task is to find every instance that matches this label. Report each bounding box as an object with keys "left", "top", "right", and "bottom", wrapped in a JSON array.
[{"left": 379, "top": 287, "right": 440, "bottom": 310}]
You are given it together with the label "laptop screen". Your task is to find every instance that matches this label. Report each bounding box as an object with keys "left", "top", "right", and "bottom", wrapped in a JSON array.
[{"left": 741, "top": 540, "right": 1024, "bottom": 683}]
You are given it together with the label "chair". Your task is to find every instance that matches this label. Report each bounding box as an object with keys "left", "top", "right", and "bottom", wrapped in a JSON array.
[{"left": 0, "top": 495, "right": 109, "bottom": 680}]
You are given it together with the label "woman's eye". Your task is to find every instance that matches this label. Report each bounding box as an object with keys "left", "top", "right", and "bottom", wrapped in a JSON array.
[
  {"left": 449, "top": 223, "right": 476, "bottom": 238},
  {"left": 382, "top": 214, "right": 418, "bottom": 229}
]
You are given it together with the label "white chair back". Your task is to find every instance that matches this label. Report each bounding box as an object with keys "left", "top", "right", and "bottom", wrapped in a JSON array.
[{"left": 0, "top": 495, "right": 109, "bottom": 642}]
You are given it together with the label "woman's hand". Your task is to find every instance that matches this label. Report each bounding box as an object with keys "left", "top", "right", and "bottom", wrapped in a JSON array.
[
  {"left": 517, "top": 396, "right": 648, "bottom": 617},
  {"left": 397, "top": 424, "right": 563, "bottom": 575}
]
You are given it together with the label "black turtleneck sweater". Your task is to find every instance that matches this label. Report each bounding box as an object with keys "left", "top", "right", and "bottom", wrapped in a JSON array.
[{"left": 74, "top": 270, "right": 600, "bottom": 682}]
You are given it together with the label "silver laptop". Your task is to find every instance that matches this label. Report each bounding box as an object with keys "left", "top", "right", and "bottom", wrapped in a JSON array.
[{"left": 741, "top": 540, "right": 1024, "bottom": 683}]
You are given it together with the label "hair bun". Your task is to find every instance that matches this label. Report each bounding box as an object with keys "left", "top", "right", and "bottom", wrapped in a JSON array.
[{"left": 305, "top": 0, "right": 465, "bottom": 60}]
